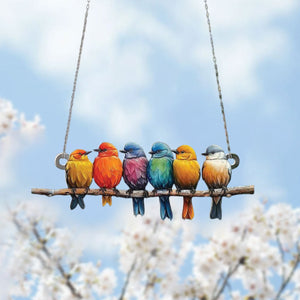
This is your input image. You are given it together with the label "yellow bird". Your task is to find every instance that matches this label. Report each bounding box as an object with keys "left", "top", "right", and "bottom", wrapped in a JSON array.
[
  {"left": 172, "top": 145, "right": 201, "bottom": 219},
  {"left": 65, "top": 149, "right": 93, "bottom": 210}
]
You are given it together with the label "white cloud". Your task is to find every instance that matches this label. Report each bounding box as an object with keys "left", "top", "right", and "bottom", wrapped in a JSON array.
[{"left": 0, "top": 0, "right": 298, "bottom": 137}]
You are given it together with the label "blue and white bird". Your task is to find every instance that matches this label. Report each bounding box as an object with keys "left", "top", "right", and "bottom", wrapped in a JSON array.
[
  {"left": 147, "top": 142, "right": 174, "bottom": 220},
  {"left": 120, "top": 142, "right": 148, "bottom": 216},
  {"left": 202, "top": 145, "right": 232, "bottom": 220}
]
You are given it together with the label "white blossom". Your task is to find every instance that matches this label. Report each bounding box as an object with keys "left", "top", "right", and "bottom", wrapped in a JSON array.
[
  {"left": 0, "top": 98, "right": 44, "bottom": 187},
  {"left": 1, "top": 196, "right": 300, "bottom": 299}
]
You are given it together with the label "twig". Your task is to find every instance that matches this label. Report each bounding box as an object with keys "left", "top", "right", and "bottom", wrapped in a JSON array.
[
  {"left": 31, "top": 185, "right": 254, "bottom": 198},
  {"left": 143, "top": 221, "right": 160, "bottom": 297},
  {"left": 12, "top": 216, "right": 82, "bottom": 299},
  {"left": 274, "top": 245, "right": 300, "bottom": 300},
  {"left": 276, "top": 234, "right": 286, "bottom": 281},
  {"left": 119, "top": 258, "right": 137, "bottom": 300},
  {"left": 212, "top": 259, "right": 243, "bottom": 300}
]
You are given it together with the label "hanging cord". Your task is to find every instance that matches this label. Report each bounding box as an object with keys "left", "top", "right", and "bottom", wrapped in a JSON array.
[
  {"left": 63, "top": 0, "right": 91, "bottom": 154},
  {"left": 203, "top": 0, "right": 232, "bottom": 156}
]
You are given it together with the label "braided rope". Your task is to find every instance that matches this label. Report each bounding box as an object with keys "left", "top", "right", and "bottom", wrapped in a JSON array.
[
  {"left": 204, "top": 0, "right": 232, "bottom": 155},
  {"left": 63, "top": 0, "right": 91, "bottom": 154}
]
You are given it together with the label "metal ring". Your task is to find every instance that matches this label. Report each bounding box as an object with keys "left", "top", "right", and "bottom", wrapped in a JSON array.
[
  {"left": 226, "top": 153, "right": 240, "bottom": 170},
  {"left": 55, "top": 153, "right": 69, "bottom": 170}
]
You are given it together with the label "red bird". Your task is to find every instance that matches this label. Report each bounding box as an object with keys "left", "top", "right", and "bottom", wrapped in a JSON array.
[{"left": 93, "top": 142, "right": 123, "bottom": 206}]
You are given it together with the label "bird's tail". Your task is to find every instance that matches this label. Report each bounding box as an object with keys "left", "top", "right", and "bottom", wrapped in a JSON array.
[
  {"left": 102, "top": 195, "right": 112, "bottom": 206},
  {"left": 77, "top": 194, "right": 86, "bottom": 209},
  {"left": 182, "top": 196, "right": 194, "bottom": 220},
  {"left": 132, "top": 197, "right": 145, "bottom": 216},
  {"left": 159, "top": 196, "right": 173, "bottom": 220},
  {"left": 70, "top": 194, "right": 86, "bottom": 210},
  {"left": 210, "top": 197, "right": 222, "bottom": 220},
  {"left": 70, "top": 195, "right": 78, "bottom": 210}
]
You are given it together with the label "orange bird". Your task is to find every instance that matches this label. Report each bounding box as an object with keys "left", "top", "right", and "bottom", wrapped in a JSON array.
[
  {"left": 93, "top": 142, "right": 123, "bottom": 206},
  {"left": 172, "top": 145, "right": 200, "bottom": 220}
]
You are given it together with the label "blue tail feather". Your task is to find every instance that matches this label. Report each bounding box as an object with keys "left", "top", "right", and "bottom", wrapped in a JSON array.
[
  {"left": 138, "top": 198, "right": 145, "bottom": 216},
  {"left": 77, "top": 195, "right": 86, "bottom": 209},
  {"left": 159, "top": 196, "right": 173, "bottom": 220},
  {"left": 70, "top": 194, "right": 86, "bottom": 210},
  {"left": 70, "top": 195, "right": 78, "bottom": 210},
  {"left": 133, "top": 197, "right": 145, "bottom": 216},
  {"left": 210, "top": 197, "right": 222, "bottom": 220}
]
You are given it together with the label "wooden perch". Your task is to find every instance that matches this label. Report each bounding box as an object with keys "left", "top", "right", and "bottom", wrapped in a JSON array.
[{"left": 31, "top": 185, "right": 254, "bottom": 198}]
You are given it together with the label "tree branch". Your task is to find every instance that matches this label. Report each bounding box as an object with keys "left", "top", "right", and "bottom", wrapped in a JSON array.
[
  {"left": 212, "top": 258, "right": 245, "bottom": 300},
  {"left": 276, "top": 234, "right": 286, "bottom": 281},
  {"left": 12, "top": 215, "right": 82, "bottom": 299},
  {"left": 274, "top": 245, "right": 300, "bottom": 300},
  {"left": 119, "top": 258, "right": 137, "bottom": 300},
  {"left": 31, "top": 185, "right": 254, "bottom": 198}
]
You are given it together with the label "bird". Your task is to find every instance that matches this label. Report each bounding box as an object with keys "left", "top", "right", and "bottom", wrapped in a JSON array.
[
  {"left": 93, "top": 142, "right": 123, "bottom": 206},
  {"left": 65, "top": 149, "right": 93, "bottom": 210},
  {"left": 120, "top": 142, "right": 148, "bottom": 216},
  {"left": 147, "top": 142, "right": 174, "bottom": 220},
  {"left": 172, "top": 145, "right": 200, "bottom": 220},
  {"left": 202, "top": 145, "right": 232, "bottom": 220}
]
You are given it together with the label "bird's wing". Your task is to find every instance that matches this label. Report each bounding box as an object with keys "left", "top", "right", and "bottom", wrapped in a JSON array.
[
  {"left": 123, "top": 158, "right": 147, "bottom": 189},
  {"left": 154, "top": 158, "right": 173, "bottom": 189},
  {"left": 135, "top": 158, "right": 148, "bottom": 188},
  {"left": 227, "top": 161, "right": 232, "bottom": 184},
  {"left": 202, "top": 160, "right": 213, "bottom": 189},
  {"left": 174, "top": 160, "right": 200, "bottom": 189},
  {"left": 65, "top": 161, "right": 75, "bottom": 188},
  {"left": 77, "top": 161, "right": 93, "bottom": 187}
]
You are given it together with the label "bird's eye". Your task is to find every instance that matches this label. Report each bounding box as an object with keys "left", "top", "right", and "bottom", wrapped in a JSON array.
[{"left": 181, "top": 151, "right": 184, "bottom": 154}]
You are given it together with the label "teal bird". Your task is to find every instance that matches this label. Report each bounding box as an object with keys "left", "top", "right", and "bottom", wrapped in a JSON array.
[{"left": 147, "top": 142, "right": 174, "bottom": 220}]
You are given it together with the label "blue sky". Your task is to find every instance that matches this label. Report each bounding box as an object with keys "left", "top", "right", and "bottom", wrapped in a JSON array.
[{"left": 0, "top": 0, "right": 300, "bottom": 285}]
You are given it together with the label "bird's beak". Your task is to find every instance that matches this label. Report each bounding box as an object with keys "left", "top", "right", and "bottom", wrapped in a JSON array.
[
  {"left": 119, "top": 150, "right": 126, "bottom": 153},
  {"left": 149, "top": 151, "right": 154, "bottom": 155},
  {"left": 172, "top": 149, "right": 179, "bottom": 154},
  {"left": 85, "top": 151, "right": 92, "bottom": 155},
  {"left": 201, "top": 152, "right": 208, "bottom": 156},
  {"left": 94, "top": 149, "right": 101, "bottom": 152}
]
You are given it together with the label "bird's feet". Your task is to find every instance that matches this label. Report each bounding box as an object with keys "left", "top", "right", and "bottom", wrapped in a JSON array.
[
  {"left": 126, "top": 189, "right": 133, "bottom": 196},
  {"left": 190, "top": 188, "right": 196, "bottom": 194},
  {"left": 71, "top": 188, "right": 77, "bottom": 196},
  {"left": 143, "top": 190, "right": 149, "bottom": 198},
  {"left": 113, "top": 187, "right": 120, "bottom": 195},
  {"left": 167, "top": 188, "right": 173, "bottom": 195},
  {"left": 221, "top": 186, "right": 228, "bottom": 196},
  {"left": 100, "top": 187, "right": 107, "bottom": 193},
  {"left": 84, "top": 187, "right": 90, "bottom": 196},
  {"left": 209, "top": 188, "right": 215, "bottom": 197},
  {"left": 152, "top": 189, "right": 158, "bottom": 194},
  {"left": 176, "top": 187, "right": 182, "bottom": 193}
]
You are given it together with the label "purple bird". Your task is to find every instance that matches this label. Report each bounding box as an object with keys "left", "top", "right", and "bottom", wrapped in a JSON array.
[{"left": 120, "top": 142, "right": 148, "bottom": 216}]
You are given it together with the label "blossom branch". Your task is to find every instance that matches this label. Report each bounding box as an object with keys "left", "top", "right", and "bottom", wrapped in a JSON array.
[
  {"left": 31, "top": 223, "right": 83, "bottom": 299},
  {"left": 11, "top": 214, "right": 82, "bottom": 299},
  {"left": 119, "top": 258, "right": 137, "bottom": 300},
  {"left": 212, "top": 257, "right": 246, "bottom": 300},
  {"left": 276, "top": 234, "right": 286, "bottom": 281},
  {"left": 274, "top": 245, "right": 300, "bottom": 300}
]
